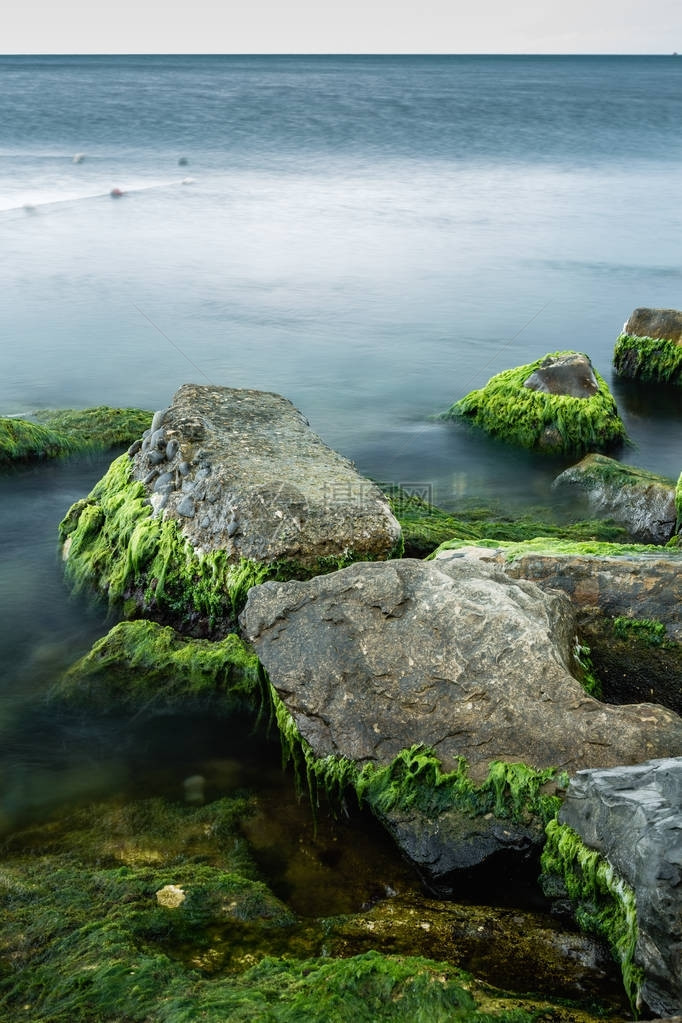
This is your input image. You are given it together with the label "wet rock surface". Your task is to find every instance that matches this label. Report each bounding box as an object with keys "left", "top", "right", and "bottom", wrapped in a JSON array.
[
  {"left": 524, "top": 352, "right": 600, "bottom": 398},
  {"left": 130, "top": 384, "right": 401, "bottom": 567},
  {"left": 559, "top": 758, "right": 682, "bottom": 1019},
  {"left": 242, "top": 557, "right": 682, "bottom": 778},
  {"left": 553, "top": 454, "right": 677, "bottom": 546},
  {"left": 242, "top": 557, "right": 682, "bottom": 881},
  {"left": 623, "top": 307, "right": 682, "bottom": 344}
]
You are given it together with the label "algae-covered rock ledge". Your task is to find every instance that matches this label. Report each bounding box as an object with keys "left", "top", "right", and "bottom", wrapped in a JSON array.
[{"left": 59, "top": 385, "right": 402, "bottom": 635}]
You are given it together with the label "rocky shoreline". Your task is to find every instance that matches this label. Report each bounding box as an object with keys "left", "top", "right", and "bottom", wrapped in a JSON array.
[{"left": 1, "top": 311, "right": 681, "bottom": 1021}]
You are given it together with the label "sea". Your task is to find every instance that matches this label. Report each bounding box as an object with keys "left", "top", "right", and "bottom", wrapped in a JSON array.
[{"left": 0, "top": 54, "right": 680, "bottom": 996}]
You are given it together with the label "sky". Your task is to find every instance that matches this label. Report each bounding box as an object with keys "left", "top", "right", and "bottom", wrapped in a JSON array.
[{"left": 2, "top": 0, "right": 681, "bottom": 54}]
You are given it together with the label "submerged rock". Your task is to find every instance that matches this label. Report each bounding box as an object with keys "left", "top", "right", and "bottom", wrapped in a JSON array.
[
  {"left": 552, "top": 453, "right": 677, "bottom": 545},
  {"left": 547, "top": 758, "right": 682, "bottom": 1018},
  {"left": 614, "top": 307, "right": 682, "bottom": 386},
  {"left": 241, "top": 557, "right": 682, "bottom": 883},
  {"left": 59, "top": 385, "right": 401, "bottom": 634},
  {"left": 0, "top": 406, "right": 152, "bottom": 466},
  {"left": 442, "top": 350, "right": 627, "bottom": 456}
]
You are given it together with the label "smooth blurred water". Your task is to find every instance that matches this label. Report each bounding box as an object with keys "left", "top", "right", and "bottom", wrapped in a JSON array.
[{"left": 1, "top": 55, "right": 681, "bottom": 790}]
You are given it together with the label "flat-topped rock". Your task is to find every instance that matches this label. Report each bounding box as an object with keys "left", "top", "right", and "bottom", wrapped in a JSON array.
[
  {"left": 560, "top": 758, "right": 682, "bottom": 1018},
  {"left": 623, "top": 308, "right": 682, "bottom": 344},
  {"left": 131, "top": 384, "right": 401, "bottom": 566},
  {"left": 241, "top": 557, "right": 682, "bottom": 882},
  {"left": 59, "top": 385, "right": 401, "bottom": 635}
]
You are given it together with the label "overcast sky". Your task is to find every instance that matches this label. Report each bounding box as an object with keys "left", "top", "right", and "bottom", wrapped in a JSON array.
[{"left": 3, "top": 0, "right": 681, "bottom": 54}]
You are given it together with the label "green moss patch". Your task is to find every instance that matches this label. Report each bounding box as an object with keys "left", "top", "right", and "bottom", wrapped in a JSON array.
[
  {"left": 541, "top": 820, "right": 642, "bottom": 1014},
  {"left": 430, "top": 535, "right": 668, "bottom": 561},
  {"left": 52, "top": 619, "right": 265, "bottom": 716},
  {"left": 442, "top": 351, "right": 628, "bottom": 456},
  {"left": 385, "top": 488, "right": 629, "bottom": 559},
  {"left": 269, "top": 677, "right": 566, "bottom": 831},
  {"left": 0, "top": 791, "right": 603, "bottom": 1023},
  {"left": 0, "top": 407, "right": 152, "bottom": 466},
  {"left": 60, "top": 454, "right": 284, "bottom": 634},
  {"left": 59, "top": 454, "right": 380, "bottom": 634},
  {"left": 613, "top": 333, "right": 682, "bottom": 386}
]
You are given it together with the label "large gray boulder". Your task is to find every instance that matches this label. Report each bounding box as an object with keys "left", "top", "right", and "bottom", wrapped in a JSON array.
[
  {"left": 552, "top": 454, "right": 677, "bottom": 545},
  {"left": 559, "top": 758, "right": 682, "bottom": 1018},
  {"left": 59, "top": 385, "right": 401, "bottom": 634},
  {"left": 241, "top": 558, "right": 682, "bottom": 882},
  {"left": 131, "top": 384, "right": 401, "bottom": 567}
]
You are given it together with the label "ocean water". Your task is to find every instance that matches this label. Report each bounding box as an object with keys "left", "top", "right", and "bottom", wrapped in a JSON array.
[{"left": 0, "top": 58, "right": 680, "bottom": 964}]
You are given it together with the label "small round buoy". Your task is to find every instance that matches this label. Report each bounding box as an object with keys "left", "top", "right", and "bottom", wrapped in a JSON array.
[
  {"left": 181, "top": 177, "right": 194, "bottom": 185},
  {"left": 73, "top": 153, "right": 85, "bottom": 164},
  {"left": 110, "top": 187, "right": 124, "bottom": 198}
]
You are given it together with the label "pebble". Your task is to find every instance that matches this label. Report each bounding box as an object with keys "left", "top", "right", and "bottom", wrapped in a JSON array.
[
  {"left": 150, "top": 428, "right": 166, "bottom": 450},
  {"left": 166, "top": 439, "right": 179, "bottom": 460},
  {"left": 178, "top": 461, "right": 191, "bottom": 476},
  {"left": 143, "top": 468, "right": 159, "bottom": 485},
  {"left": 148, "top": 450, "right": 165, "bottom": 465},
  {"left": 154, "top": 472, "right": 175, "bottom": 493},
  {"left": 127, "top": 439, "right": 142, "bottom": 456},
  {"left": 227, "top": 517, "right": 239, "bottom": 537},
  {"left": 177, "top": 495, "right": 196, "bottom": 518},
  {"left": 150, "top": 409, "right": 168, "bottom": 433}
]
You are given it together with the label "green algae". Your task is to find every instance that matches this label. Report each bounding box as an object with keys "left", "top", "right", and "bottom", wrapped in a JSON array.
[
  {"left": 385, "top": 487, "right": 629, "bottom": 559},
  {"left": 442, "top": 351, "right": 628, "bottom": 456},
  {"left": 268, "top": 678, "right": 566, "bottom": 830},
  {"left": 0, "top": 407, "right": 152, "bottom": 466},
  {"left": 612, "top": 617, "right": 667, "bottom": 648},
  {"left": 52, "top": 619, "right": 266, "bottom": 716},
  {"left": 59, "top": 453, "right": 387, "bottom": 634},
  {"left": 676, "top": 471, "right": 682, "bottom": 535},
  {"left": 613, "top": 333, "right": 682, "bottom": 386},
  {"left": 0, "top": 791, "right": 609, "bottom": 1023},
  {"left": 430, "top": 534, "right": 672, "bottom": 562},
  {"left": 541, "top": 820, "right": 642, "bottom": 1015},
  {"left": 0, "top": 416, "right": 71, "bottom": 465},
  {"left": 572, "top": 642, "right": 603, "bottom": 699}
]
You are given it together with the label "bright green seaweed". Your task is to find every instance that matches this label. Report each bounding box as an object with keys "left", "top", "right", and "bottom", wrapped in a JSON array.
[
  {"left": 613, "top": 333, "right": 682, "bottom": 386},
  {"left": 442, "top": 351, "right": 628, "bottom": 456},
  {"left": 541, "top": 820, "right": 643, "bottom": 1015},
  {"left": 0, "top": 407, "right": 152, "bottom": 466}
]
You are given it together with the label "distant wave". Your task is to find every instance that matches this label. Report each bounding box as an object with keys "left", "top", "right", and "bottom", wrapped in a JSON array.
[{"left": 0, "top": 179, "right": 185, "bottom": 214}]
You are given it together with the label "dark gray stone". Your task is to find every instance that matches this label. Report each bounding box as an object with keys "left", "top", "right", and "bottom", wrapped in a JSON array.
[
  {"left": 524, "top": 353, "right": 600, "bottom": 398},
  {"left": 560, "top": 758, "right": 682, "bottom": 1018}
]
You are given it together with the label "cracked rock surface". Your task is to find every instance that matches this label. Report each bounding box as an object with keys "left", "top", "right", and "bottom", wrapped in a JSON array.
[{"left": 241, "top": 557, "right": 682, "bottom": 781}]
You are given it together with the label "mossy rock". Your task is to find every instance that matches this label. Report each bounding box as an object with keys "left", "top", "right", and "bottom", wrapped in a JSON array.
[
  {"left": 385, "top": 487, "right": 629, "bottom": 559},
  {"left": 541, "top": 820, "right": 642, "bottom": 1014},
  {"left": 614, "top": 333, "right": 682, "bottom": 386},
  {"left": 52, "top": 619, "right": 265, "bottom": 716},
  {"left": 59, "top": 454, "right": 282, "bottom": 635},
  {"left": 0, "top": 793, "right": 628, "bottom": 1023},
  {"left": 0, "top": 407, "right": 152, "bottom": 466},
  {"left": 442, "top": 350, "right": 628, "bottom": 456}
]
